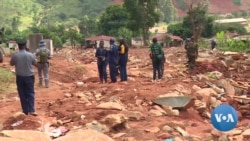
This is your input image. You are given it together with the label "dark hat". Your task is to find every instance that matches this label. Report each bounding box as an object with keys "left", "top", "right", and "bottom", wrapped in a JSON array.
[
  {"left": 39, "top": 40, "right": 46, "bottom": 47},
  {"left": 16, "top": 39, "right": 27, "bottom": 46},
  {"left": 110, "top": 38, "right": 115, "bottom": 43}
]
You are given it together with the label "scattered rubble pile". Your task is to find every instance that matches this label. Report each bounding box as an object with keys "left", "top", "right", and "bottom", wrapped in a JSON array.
[{"left": 2, "top": 48, "right": 250, "bottom": 140}]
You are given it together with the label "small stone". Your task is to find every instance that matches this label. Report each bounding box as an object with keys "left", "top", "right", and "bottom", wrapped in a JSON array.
[
  {"left": 135, "top": 99, "right": 143, "bottom": 105},
  {"left": 76, "top": 82, "right": 84, "bottom": 87},
  {"left": 192, "top": 85, "right": 202, "bottom": 92},
  {"left": 227, "top": 129, "right": 242, "bottom": 136},
  {"left": 64, "top": 93, "right": 72, "bottom": 98},
  {"left": 148, "top": 109, "right": 163, "bottom": 117},
  {"left": 12, "top": 112, "right": 26, "bottom": 120},
  {"left": 175, "top": 126, "right": 189, "bottom": 137},
  {"left": 162, "top": 125, "right": 174, "bottom": 132},
  {"left": 144, "top": 127, "right": 160, "bottom": 133}
]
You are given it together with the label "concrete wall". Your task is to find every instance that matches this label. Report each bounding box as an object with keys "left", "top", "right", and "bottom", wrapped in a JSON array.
[
  {"left": 44, "top": 39, "right": 54, "bottom": 56},
  {"left": 28, "top": 33, "right": 43, "bottom": 53}
]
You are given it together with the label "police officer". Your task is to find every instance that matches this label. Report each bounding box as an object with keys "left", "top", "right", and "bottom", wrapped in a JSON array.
[
  {"left": 95, "top": 40, "right": 108, "bottom": 83},
  {"left": 185, "top": 37, "right": 198, "bottom": 72},
  {"left": 118, "top": 38, "right": 129, "bottom": 82},
  {"left": 108, "top": 38, "right": 119, "bottom": 83}
]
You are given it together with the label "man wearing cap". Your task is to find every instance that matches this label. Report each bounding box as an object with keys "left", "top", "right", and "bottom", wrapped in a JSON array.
[
  {"left": 35, "top": 40, "right": 51, "bottom": 88},
  {"left": 10, "top": 39, "right": 38, "bottom": 116},
  {"left": 108, "top": 38, "right": 119, "bottom": 83}
]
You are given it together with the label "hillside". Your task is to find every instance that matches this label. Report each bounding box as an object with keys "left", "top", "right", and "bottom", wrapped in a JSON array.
[
  {"left": 0, "top": 0, "right": 250, "bottom": 31},
  {"left": 172, "top": 0, "right": 250, "bottom": 17}
]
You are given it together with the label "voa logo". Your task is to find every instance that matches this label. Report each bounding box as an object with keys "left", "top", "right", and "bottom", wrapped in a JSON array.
[{"left": 211, "top": 104, "right": 238, "bottom": 132}]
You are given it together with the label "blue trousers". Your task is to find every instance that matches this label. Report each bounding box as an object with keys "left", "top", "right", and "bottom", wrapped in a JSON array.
[
  {"left": 119, "top": 55, "right": 128, "bottom": 81},
  {"left": 97, "top": 61, "right": 107, "bottom": 82},
  {"left": 16, "top": 75, "right": 35, "bottom": 115},
  {"left": 152, "top": 60, "right": 161, "bottom": 80},
  {"left": 109, "top": 63, "right": 117, "bottom": 82}
]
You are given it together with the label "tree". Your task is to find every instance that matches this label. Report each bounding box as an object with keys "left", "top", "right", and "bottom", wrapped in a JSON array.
[
  {"left": 158, "top": 0, "right": 176, "bottom": 23},
  {"left": 186, "top": 0, "right": 208, "bottom": 42},
  {"left": 99, "top": 5, "right": 129, "bottom": 36},
  {"left": 66, "top": 28, "right": 82, "bottom": 48},
  {"left": 78, "top": 15, "right": 98, "bottom": 37},
  {"left": 167, "top": 23, "right": 192, "bottom": 39},
  {"left": 124, "top": 0, "right": 160, "bottom": 45}
]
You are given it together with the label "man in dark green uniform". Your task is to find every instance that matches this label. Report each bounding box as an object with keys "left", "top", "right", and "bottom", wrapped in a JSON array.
[
  {"left": 150, "top": 38, "right": 164, "bottom": 82},
  {"left": 185, "top": 37, "right": 198, "bottom": 72}
]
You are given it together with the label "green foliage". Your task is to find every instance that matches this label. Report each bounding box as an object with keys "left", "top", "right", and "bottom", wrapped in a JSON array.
[
  {"left": 99, "top": 5, "right": 129, "bottom": 36},
  {"left": 175, "top": 0, "right": 187, "bottom": 11},
  {"left": 123, "top": 0, "right": 160, "bottom": 45},
  {"left": 158, "top": 0, "right": 176, "bottom": 23},
  {"left": 117, "top": 27, "right": 133, "bottom": 44},
  {"left": 216, "top": 31, "right": 250, "bottom": 52},
  {"left": 65, "top": 28, "right": 83, "bottom": 47},
  {"left": 0, "top": 68, "right": 16, "bottom": 96},
  {"left": 167, "top": 23, "right": 192, "bottom": 39},
  {"left": 231, "top": 0, "right": 241, "bottom": 5},
  {"left": 78, "top": 15, "right": 98, "bottom": 37},
  {"left": 213, "top": 23, "right": 247, "bottom": 35}
]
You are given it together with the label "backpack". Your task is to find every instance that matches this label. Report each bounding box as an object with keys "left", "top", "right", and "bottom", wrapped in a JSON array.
[
  {"left": 37, "top": 48, "right": 48, "bottom": 63},
  {"left": 151, "top": 43, "right": 163, "bottom": 60}
]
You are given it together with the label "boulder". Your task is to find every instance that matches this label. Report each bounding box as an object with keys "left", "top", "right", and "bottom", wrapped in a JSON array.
[{"left": 0, "top": 130, "right": 51, "bottom": 141}]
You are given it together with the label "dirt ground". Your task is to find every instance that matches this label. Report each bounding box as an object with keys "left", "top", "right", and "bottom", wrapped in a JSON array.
[{"left": 0, "top": 46, "right": 246, "bottom": 140}]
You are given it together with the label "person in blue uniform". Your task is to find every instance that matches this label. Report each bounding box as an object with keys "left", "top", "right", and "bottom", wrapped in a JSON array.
[
  {"left": 108, "top": 38, "right": 119, "bottom": 83},
  {"left": 95, "top": 40, "right": 108, "bottom": 83}
]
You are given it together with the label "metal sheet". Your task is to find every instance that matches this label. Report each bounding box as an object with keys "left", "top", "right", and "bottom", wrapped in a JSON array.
[{"left": 153, "top": 96, "right": 192, "bottom": 109}]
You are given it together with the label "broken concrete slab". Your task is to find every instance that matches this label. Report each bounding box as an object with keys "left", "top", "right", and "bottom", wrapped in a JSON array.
[
  {"left": 153, "top": 96, "right": 194, "bottom": 110},
  {"left": 54, "top": 129, "right": 114, "bottom": 141}
]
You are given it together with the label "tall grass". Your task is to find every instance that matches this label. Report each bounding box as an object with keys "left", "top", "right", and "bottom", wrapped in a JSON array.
[{"left": 0, "top": 68, "right": 16, "bottom": 96}]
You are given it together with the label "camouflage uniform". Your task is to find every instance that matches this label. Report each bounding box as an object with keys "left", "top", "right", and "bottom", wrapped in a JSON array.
[{"left": 186, "top": 40, "right": 198, "bottom": 71}]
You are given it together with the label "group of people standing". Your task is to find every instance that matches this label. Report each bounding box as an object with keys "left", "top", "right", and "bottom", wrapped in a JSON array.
[
  {"left": 95, "top": 38, "right": 129, "bottom": 83},
  {"left": 10, "top": 39, "right": 51, "bottom": 116}
]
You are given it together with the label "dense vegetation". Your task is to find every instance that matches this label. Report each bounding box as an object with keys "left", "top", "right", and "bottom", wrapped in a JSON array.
[{"left": 0, "top": 0, "right": 249, "bottom": 50}]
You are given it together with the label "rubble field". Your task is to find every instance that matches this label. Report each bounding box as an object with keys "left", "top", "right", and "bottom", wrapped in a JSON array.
[{"left": 0, "top": 47, "right": 250, "bottom": 141}]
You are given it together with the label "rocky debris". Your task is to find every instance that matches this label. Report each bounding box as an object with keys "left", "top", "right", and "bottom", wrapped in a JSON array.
[
  {"left": 102, "top": 114, "right": 129, "bottom": 132},
  {"left": 85, "top": 121, "right": 108, "bottom": 133},
  {"left": 217, "top": 79, "right": 235, "bottom": 96},
  {"left": 96, "top": 102, "right": 125, "bottom": 110},
  {"left": 124, "top": 111, "right": 145, "bottom": 121},
  {"left": 54, "top": 129, "right": 114, "bottom": 141},
  {"left": 0, "top": 130, "right": 51, "bottom": 141}
]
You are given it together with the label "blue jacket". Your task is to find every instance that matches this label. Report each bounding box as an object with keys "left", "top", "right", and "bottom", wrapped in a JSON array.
[
  {"left": 108, "top": 44, "right": 119, "bottom": 65},
  {"left": 95, "top": 47, "right": 108, "bottom": 63}
]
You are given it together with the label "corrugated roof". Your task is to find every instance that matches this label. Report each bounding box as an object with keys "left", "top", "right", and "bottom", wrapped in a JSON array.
[
  {"left": 85, "top": 35, "right": 114, "bottom": 41},
  {"left": 215, "top": 18, "right": 247, "bottom": 24},
  {"left": 152, "top": 34, "right": 183, "bottom": 41}
]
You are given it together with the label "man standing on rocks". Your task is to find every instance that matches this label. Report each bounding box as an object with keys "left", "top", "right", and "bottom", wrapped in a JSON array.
[
  {"left": 10, "top": 39, "right": 38, "bottom": 116},
  {"left": 149, "top": 37, "right": 164, "bottom": 82},
  {"left": 35, "top": 40, "right": 51, "bottom": 88},
  {"left": 95, "top": 40, "right": 108, "bottom": 83},
  {"left": 185, "top": 36, "right": 198, "bottom": 72},
  {"left": 107, "top": 38, "right": 119, "bottom": 83}
]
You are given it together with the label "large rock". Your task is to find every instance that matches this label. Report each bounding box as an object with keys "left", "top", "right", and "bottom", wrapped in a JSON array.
[
  {"left": 0, "top": 130, "right": 51, "bottom": 141},
  {"left": 0, "top": 137, "right": 24, "bottom": 141},
  {"left": 96, "top": 102, "right": 125, "bottom": 110},
  {"left": 54, "top": 129, "right": 114, "bottom": 141},
  {"left": 217, "top": 79, "right": 235, "bottom": 96}
]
